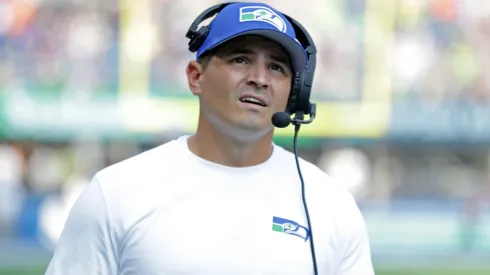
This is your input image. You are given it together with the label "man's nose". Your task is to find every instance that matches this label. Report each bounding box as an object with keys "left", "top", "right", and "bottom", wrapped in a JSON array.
[{"left": 246, "top": 62, "right": 269, "bottom": 90}]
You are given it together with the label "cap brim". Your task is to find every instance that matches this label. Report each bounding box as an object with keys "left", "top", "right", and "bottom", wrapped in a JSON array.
[{"left": 206, "top": 29, "right": 307, "bottom": 73}]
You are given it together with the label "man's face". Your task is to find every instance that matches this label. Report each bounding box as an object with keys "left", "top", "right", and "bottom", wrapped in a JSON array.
[{"left": 187, "top": 35, "right": 293, "bottom": 133}]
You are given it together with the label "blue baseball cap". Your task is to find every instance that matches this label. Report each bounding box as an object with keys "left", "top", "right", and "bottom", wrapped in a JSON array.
[{"left": 196, "top": 2, "right": 308, "bottom": 72}]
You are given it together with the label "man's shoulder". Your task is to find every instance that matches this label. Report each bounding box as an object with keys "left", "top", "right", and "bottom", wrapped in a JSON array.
[
  {"left": 274, "top": 145, "right": 364, "bottom": 243},
  {"left": 95, "top": 137, "right": 185, "bottom": 184},
  {"left": 86, "top": 137, "right": 188, "bottom": 216},
  {"left": 273, "top": 144, "right": 351, "bottom": 196}
]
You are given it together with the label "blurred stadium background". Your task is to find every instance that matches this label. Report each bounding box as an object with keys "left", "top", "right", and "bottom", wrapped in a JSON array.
[{"left": 0, "top": 0, "right": 489, "bottom": 274}]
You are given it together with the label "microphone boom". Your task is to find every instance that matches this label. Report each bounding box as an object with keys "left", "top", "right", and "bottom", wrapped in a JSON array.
[{"left": 271, "top": 103, "right": 316, "bottom": 128}]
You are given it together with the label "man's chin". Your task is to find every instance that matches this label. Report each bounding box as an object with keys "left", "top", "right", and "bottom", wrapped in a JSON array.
[
  {"left": 227, "top": 120, "right": 274, "bottom": 142},
  {"left": 236, "top": 119, "right": 274, "bottom": 132},
  {"left": 204, "top": 110, "right": 274, "bottom": 142}
]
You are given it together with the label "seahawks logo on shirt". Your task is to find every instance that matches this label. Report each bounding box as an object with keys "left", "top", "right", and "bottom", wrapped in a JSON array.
[
  {"left": 239, "top": 6, "right": 287, "bottom": 32},
  {"left": 272, "top": 216, "right": 310, "bottom": 241}
]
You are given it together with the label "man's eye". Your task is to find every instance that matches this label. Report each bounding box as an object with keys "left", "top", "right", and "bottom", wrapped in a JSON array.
[
  {"left": 232, "top": 57, "right": 245, "bottom": 63},
  {"left": 270, "top": 63, "right": 284, "bottom": 72}
]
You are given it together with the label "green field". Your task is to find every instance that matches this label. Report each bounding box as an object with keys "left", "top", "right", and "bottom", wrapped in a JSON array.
[
  {"left": 1, "top": 267, "right": 489, "bottom": 275},
  {"left": 376, "top": 268, "right": 490, "bottom": 275}
]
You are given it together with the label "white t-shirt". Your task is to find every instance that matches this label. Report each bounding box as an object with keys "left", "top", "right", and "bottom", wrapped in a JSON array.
[{"left": 45, "top": 135, "right": 374, "bottom": 275}]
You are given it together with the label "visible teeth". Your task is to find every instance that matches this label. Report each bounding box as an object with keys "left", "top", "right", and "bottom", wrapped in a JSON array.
[{"left": 241, "top": 97, "right": 263, "bottom": 105}]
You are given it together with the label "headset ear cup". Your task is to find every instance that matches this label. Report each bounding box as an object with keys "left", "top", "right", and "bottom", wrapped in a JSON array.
[
  {"left": 188, "top": 26, "right": 210, "bottom": 52},
  {"left": 286, "top": 72, "right": 302, "bottom": 114}
]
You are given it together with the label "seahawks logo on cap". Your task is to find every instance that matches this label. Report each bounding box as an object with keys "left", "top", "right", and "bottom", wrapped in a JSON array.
[{"left": 239, "top": 6, "right": 287, "bottom": 33}]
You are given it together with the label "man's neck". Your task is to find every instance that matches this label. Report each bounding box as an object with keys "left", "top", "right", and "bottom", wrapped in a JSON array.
[{"left": 188, "top": 117, "right": 274, "bottom": 167}]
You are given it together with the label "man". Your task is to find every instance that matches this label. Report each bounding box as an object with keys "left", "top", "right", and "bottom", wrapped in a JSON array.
[{"left": 45, "top": 2, "right": 375, "bottom": 274}]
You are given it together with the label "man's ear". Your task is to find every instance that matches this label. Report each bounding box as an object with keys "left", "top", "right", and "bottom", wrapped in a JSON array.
[{"left": 186, "top": 61, "right": 204, "bottom": 96}]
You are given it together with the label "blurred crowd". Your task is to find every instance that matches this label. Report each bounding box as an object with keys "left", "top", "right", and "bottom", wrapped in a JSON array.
[
  {"left": 389, "top": 0, "right": 490, "bottom": 103},
  {"left": 0, "top": 0, "right": 119, "bottom": 99},
  {"left": 0, "top": 140, "right": 143, "bottom": 247},
  {"left": 1, "top": 0, "right": 489, "bottom": 102}
]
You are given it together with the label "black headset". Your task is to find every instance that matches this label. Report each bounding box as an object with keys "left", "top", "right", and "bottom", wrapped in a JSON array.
[{"left": 185, "top": 2, "right": 317, "bottom": 128}]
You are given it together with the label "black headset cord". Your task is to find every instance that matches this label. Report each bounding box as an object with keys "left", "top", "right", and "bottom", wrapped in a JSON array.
[{"left": 293, "top": 123, "right": 318, "bottom": 275}]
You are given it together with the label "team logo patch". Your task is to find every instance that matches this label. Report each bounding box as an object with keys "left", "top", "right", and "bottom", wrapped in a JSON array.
[
  {"left": 272, "top": 216, "right": 310, "bottom": 242},
  {"left": 239, "top": 6, "right": 287, "bottom": 32}
]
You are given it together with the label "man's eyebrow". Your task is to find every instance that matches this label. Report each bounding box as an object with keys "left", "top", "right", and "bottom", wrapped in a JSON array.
[{"left": 270, "top": 53, "right": 291, "bottom": 66}]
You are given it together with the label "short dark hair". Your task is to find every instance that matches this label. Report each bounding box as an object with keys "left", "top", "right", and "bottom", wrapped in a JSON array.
[
  {"left": 196, "top": 45, "right": 223, "bottom": 70},
  {"left": 196, "top": 51, "right": 214, "bottom": 70}
]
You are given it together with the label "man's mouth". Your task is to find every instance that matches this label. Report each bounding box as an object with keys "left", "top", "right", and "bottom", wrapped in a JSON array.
[{"left": 239, "top": 96, "right": 267, "bottom": 107}]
